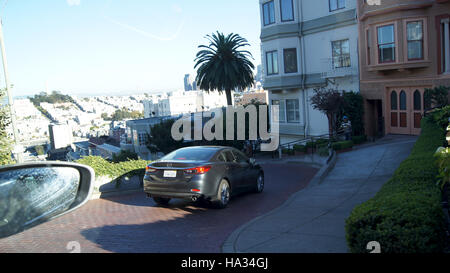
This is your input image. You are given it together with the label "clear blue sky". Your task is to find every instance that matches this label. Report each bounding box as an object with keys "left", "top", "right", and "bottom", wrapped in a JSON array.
[{"left": 1, "top": 0, "right": 261, "bottom": 97}]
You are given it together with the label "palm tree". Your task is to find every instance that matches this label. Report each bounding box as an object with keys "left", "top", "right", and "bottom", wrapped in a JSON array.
[{"left": 194, "top": 32, "right": 255, "bottom": 106}]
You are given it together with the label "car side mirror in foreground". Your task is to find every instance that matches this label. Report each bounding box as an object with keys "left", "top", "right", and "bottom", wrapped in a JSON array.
[{"left": 0, "top": 162, "right": 94, "bottom": 239}]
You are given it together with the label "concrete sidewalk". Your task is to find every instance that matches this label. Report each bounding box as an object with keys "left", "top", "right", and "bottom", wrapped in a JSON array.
[{"left": 222, "top": 135, "right": 418, "bottom": 253}]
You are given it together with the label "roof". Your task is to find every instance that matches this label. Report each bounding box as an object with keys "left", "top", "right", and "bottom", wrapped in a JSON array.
[
  {"left": 178, "top": 146, "right": 231, "bottom": 151},
  {"left": 127, "top": 115, "right": 178, "bottom": 125},
  {"left": 97, "top": 143, "right": 121, "bottom": 154},
  {"left": 74, "top": 141, "right": 90, "bottom": 149}
]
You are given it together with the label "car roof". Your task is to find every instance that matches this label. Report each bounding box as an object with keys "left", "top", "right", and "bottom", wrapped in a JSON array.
[{"left": 180, "top": 146, "right": 229, "bottom": 150}]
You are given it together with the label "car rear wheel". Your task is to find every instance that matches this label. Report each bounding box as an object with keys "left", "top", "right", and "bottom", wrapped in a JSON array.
[
  {"left": 153, "top": 197, "right": 171, "bottom": 206},
  {"left": 254, "top": 173, "right": 264, "bottom": 193},
  {"left": 214, "top": 179, "right": 230, "bottom": 209}
]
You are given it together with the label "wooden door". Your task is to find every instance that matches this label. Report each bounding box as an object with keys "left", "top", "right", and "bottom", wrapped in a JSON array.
[
  {"left": 410, "top": 88, "right": 424, "bottom": 135},
  {"left": 387, "top": 87, "right": 425, "bottom": 135}
]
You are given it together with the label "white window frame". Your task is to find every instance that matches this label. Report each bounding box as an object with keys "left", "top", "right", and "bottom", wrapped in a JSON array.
[
  {"left": 331, "top": 39, "right": 351, "bottom": 68},
  {"left": 280, "top": 0, "right": 294, "bottom": 22},
  {"left": 442, "top": 18, "right": 450, "bottom": 73},
  {"left": 263, "top": 1, "right": 276, "bottom": 26},
  {"left": 329, "top": 0, "right": 345, "bottom": 12},
  {"left": 272, "top": 99, "right": 300, "bottom": 124},
  {"left": 266, "top": 50, "right": 279, "bottom": 75},
  {"left": 376, "top": 22, "right": 398, "bottom": 64}
]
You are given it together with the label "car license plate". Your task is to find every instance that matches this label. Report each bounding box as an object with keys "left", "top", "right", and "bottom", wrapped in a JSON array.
[{"left": 163, "top": 170, "right": 177, "bottom": 178}]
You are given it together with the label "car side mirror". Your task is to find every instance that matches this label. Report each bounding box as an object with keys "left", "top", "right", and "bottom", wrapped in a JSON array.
[
  {"left": 249, "top": 158, "right": 256, "bottom": 165},
  {"left": 0, "top": 162, "right": 94, "bottom": 239}
]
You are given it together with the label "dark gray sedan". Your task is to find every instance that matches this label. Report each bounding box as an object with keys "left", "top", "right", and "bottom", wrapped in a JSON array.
[{"left": 143, "top": 146, "right": 264, "bottom": 208}]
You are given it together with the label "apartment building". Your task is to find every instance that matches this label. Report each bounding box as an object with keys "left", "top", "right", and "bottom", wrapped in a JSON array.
[
  {"left": 259, "top": 0, "right": 359, "bottom": 144},
  {"left": 358, "top": 0, "right": 450, "bottom": 137},
  {"left": 120, "top": 116, "right": 177, "bottom": 160},
  {"left": 143, "top": 91, "right": 229, "bottom": 118}
]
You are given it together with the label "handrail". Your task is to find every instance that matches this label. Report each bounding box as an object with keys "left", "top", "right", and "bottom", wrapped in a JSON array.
[
  {"left": 279, "top": 131, "right": 347, "bottom": 150},
  {"left": 250, "top": 131, "right": 348, "bottom": 159}
]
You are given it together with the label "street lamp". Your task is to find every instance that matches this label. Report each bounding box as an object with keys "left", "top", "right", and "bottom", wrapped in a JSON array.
[{"left": 0, "top": 18, "right": 23, "bottom": 163}]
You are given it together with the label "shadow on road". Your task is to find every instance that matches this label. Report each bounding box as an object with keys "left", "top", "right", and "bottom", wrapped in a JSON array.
[{"left": 79, "top": 164, "right": 318, "bottom": 253}]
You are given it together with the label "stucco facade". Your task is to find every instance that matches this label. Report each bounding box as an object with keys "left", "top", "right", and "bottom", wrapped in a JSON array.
[{"left": 259, "top": 0, "right": 360, "bottom": 143}]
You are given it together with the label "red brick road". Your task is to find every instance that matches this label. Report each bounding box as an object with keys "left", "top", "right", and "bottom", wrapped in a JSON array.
[{"left": 0, "top": 163, "right": 317, "bottom": 253}]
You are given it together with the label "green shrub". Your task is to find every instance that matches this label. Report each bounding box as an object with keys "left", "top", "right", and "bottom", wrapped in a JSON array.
[
  {"left": 342, "top": 91, "right": 365, "bottom": 136},
  {"left": 293, "top": 144, "right": 306, "bottom": 153},
  {"left": 318, "top": 146, "right": 330, "bottom": 157},
  {"left": 76, "top": 156, "right": 151, "bottom": 180},
  {"left": 35, "top": 145, "right": 45, "bottom": 156},
  {"left": 112, "top": 150, "right": 139, "bottom": 163},
  {"left": 424, "top": 86, "right": 449, "bottom": 110},
  {"left": 331, "top": 140, "right": 354, "bottom": 151},
  {"left": 430, "top": 105, "right": 450, "bottom": 129},
  {"left": 315, "top": 138, "right": 329, "bottom": 147},
  {"left": 345, "top": 116, "right": 447, "bottom": 253},
  {"left": 435, "top": 147, "right": 450, "bottom": 189},
  {"left": 305, "top": 141, "right": 315, "bottom": 149},
  {"left": 282, "top": 148, "right": 294, "bottom": 155},
  {"left": 352, "top": 135, "right": 367, "bottom": 145}
]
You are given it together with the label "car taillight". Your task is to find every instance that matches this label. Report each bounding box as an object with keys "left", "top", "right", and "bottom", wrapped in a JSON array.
[
  {"left": 184, "top": 166, "right": 211, "bottom": 175},
  {"left": 145, "top": 166, "right": 157, "bottom": 173}
]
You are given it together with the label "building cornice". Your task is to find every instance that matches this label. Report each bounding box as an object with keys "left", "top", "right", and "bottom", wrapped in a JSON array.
[
  {"left": 359, "top": 1, "right": 434, "bottom": 21},
  {"left": 261, "top": 9, "right": 357, "bottom": 42}
]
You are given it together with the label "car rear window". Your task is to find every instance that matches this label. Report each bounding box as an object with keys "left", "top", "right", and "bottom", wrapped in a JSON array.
[{"left": 161, "top": 148, "right": 217, "bottom": 161}]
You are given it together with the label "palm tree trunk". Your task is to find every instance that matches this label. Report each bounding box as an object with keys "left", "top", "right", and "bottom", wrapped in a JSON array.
[{"left": 225, "top": 90, "right": 233, "bottom": 106}]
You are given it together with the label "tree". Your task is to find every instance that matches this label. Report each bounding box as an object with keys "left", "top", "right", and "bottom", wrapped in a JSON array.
[
  {"left": 0, "top": 89, "right": 13, "bottom": 165},
  {"left": 424, "top": 86, "right": 449, "bottom": 110},
  {"left": 109, "top": 109, "right": 144, "bottom": 121},
  {"left": 112, "top": 150, "right": 139, "bottom": 163},
  {"left": 195, "top": 32, "right": 255, "bottom": 105},
  {"left": 35, "top": 145, "right": 45, "bottom": 156},
  {"left": 310, "top": 87, "right": 344, "bottom": 137},
  {"left": 146, "top": 119, "right": 188, "bottom": 155},
  {"left": 342, "top": 91, "right": 365, "bottom": 136}
]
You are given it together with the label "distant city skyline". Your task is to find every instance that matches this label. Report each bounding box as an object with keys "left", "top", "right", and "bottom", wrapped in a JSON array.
[{"left": 0, "top": 0, "right": 262, "bottom": 97}]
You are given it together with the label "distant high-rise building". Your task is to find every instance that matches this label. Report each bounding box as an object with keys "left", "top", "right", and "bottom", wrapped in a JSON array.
[
  {"left": 48, "top": 123, "right": 73, "bottom": 150},
  {"left": 255, "top": 64, "right": 263, "bottom": 83},
  {"left": 184, "top": 74, "right": 197, "bottom": 91}
]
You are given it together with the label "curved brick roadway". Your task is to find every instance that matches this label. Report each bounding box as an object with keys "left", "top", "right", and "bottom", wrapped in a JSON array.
[{"left": 0, "top": 163, "right": 317, "bottom": 253}]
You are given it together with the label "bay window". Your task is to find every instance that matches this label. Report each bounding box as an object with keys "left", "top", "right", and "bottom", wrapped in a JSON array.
[
  {"left": 272, "top": 99, "right": 300, "bottom": 123},
  {"left": 266, "top": 51, "right": 279, "bottom": 75},
  {"left": 286, "top": 99, "right": 300, "bottom": 123},
  {"left": 329, "top": 0, "right": 345, "bottom": 12},
  {"left": 407, "top": 21, "right": 424, "bottom": 60},
  {"left": 283, "top": 48, "right": 298, "bottom": 73},
  {"left": 263, "top": 1, "right": 275, "bottom": 26},
  {"left": 272, "top": 100, "right": 286, "bottom": 123},
  {"left": 441, "top": 18, "right": 450, "bottom": 73},
  {"left": 332, "top": 39, "right": 351, "bottom": 68},
  {"left": 377, "top": 24, "right": 396, "bottom": 63},
  {"left": 281, "top": 0, "right": 294, "bottom": 22}
]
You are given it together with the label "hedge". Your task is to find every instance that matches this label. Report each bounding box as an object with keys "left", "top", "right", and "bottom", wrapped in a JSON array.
[
  {"left": 315, "top": 138, "right": 329, "bottom": 147},
  {"left": 293, "top": 144, "right": 307, "bottom": 153},
  {"left": 305, "top": 141, "right": 315, "bottom": 148},
  {"left": 345, "top": 116, "right": 447, "bottom": 253},
  {"left": 352, "top": 135, "right": 367, "bottom": 145},
  {"left": 332, "top": 140, "right": 354, "bottom": 151},
  {"left": 76, "top": 156, "right": 151, "bottom": 180}
]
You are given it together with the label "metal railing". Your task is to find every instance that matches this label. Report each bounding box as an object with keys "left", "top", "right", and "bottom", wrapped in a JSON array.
[{"left": 252, "top": 130, "right": 348, "bottom": 159}]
